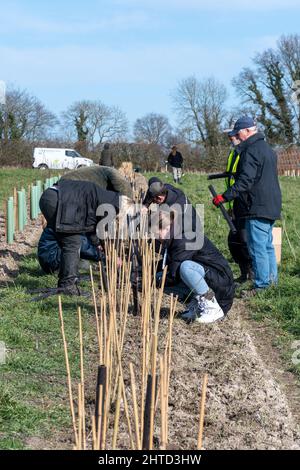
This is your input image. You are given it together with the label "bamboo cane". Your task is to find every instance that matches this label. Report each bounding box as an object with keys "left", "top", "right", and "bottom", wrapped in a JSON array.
[
  {"left": 78, "top": 307, "right": 86, "bottom": 449},
  {"left": 112, "top": 374, "right": 122, "bottom": 450},
  {"left": 92, "top": 415, "right": 97, "bottom": 450},
  {"left": 197, "top": 373, "right": 208, "bottom": 450},
  {"left": 112, "top": 260, "right": 132, "bottom": 402},
  {"left": 130, "top": 363, "right": 141, "bottom": 450},
  {"left": 78, "top": 383, "right": 83, "bottom": 450},
  {"left": 159, "top": 355, "right": 167, "bottom": 450},
  {"left": 111, "top": 309, "right": 135, "bottom": 449},
  {"left": 58, "top": 296, "right": 78, "bottom": 447},
  {"left": 149, "top": 333, "right": 158, "bottom": 450},
  {"left": 90, "top": 266, "right": 102, "bottom": 363}
]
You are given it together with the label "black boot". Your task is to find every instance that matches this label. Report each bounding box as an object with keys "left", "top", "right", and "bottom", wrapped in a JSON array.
[
  {"left": 57, "top": 282, "right": 81, "bottom": 296},
  {"left": 235, "top": 264, "right": 252, "bottom": 284}
]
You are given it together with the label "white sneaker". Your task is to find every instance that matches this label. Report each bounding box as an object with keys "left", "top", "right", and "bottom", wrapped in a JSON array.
[{"left": 195, "top": 296, "right": 224, "bottom": 324}]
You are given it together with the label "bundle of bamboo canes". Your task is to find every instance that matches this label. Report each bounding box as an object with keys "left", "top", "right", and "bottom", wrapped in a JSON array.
[{"left": 58, "top": 231, "right": 208, "bottom": 450}]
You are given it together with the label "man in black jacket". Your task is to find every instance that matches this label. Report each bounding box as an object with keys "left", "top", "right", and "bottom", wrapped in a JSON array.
[
  {"left": 143, "top": 177, "right": 187, "bottom": 209},
  {"left": 212, "top": 117, "right": 282, "bottom": 292},
  {"left": 37, "top": 166, "right": 132, "bottom": 276},
  {"left": 167, "top": 145, "right": 183, "bottom": 183},
  {"left": 142, "top": 177, "right": 201, "bottom": 241},
  {"left": 39, "top": 179, "right": 132, "bottom": 294},
  {"left": 156, "top": 211, "right": 235, "bottom": 323}
]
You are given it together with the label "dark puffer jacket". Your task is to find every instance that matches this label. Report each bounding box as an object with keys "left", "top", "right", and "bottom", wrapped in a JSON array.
[
  {"left": 55, "top": 179, "right": 120, "bottom": 234},
  {"left": 223, "top": 133, "right": 282, "bottom": 220},
  {"left": 161, "top": 233, "right": 235, "bottom": 315}
]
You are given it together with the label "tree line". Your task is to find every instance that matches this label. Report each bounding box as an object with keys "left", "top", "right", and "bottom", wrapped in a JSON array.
[{"left": 0, "top": 34, "right": 299, "bottom": 169}]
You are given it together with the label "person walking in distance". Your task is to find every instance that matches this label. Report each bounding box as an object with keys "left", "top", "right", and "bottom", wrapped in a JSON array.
[
  {"left": 167, "top": 145, "right": 183, "bottom": 184},
  {"left": 100, "top": 143, "right": 114, "bottom": 167}
]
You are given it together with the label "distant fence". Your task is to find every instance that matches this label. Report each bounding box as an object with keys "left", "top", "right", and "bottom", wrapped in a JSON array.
[
  {"left": 278, "top": 149, "right": 300, "bottom": 176},
  {"left": 3, "top": 176, "right": 60, "bottom": 244}
]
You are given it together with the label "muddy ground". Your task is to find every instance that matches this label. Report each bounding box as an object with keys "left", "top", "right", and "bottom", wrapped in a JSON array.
[
  {"left": 0, "top": 211, "right": 44, "bottom": 281},
  {"left": 1, "top": 214, "right": 300, "bottom": 450}
]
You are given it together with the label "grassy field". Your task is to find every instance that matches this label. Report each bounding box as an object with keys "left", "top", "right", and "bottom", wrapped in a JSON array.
[
  {"left": 0, "top": 169, "right": 299, "bottom": 449},
  {"left": 0, "top": 168, "right": 62, "bottom": 207}
]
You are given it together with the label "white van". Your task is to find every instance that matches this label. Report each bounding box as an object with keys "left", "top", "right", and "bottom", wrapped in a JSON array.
[{"left": 33, "top": 148, "right": 94, "bottom": 170}]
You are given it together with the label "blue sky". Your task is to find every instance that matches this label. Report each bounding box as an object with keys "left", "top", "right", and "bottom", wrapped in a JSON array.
[{"left": 1, "top": 0, "right": 300, "bottom": 130}]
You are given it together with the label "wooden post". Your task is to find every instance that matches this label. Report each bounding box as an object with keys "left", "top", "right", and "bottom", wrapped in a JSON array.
[
  {"left": 3, "top": 200, "right": 7, "bottom": 243},
  {"left": 13, "top": 187, "right": 18, "bottom": 233},
  {"left": 6, "top": 197, "right": 14, "bottom": 244},
  {"left": 197, "top": 373, "right": 208, "bottom": 450}
]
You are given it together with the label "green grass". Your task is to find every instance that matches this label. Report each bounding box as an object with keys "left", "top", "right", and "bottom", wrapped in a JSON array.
[
  {"left": 0, "top": 169, "right": 299, "bottom": 449},
  {"left": 0, "top": 253, "right": 95, "bottom": 449},
  {"left": 0, "top": 168, "right": 63, "bottom": 207}
]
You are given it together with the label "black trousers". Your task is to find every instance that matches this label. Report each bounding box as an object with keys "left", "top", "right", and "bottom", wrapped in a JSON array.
[
  {"left": 228, "top": 216, "right": 252, "bottom": 274},
  {"left": 39, "top": 188, "right": 81, "bottom": 287}
]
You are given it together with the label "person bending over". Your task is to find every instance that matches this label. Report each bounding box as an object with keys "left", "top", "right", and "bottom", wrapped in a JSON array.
[
  {"left": 155, "top": 210, "right": 235, "bottom": 324},
  {"left": 39, "top": 179, "right": 133, "bottom": 295}
]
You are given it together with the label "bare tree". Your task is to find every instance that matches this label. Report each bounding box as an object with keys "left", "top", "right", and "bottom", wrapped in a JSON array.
[
  {"left": 278, "top": 34, "right": 300, "bottom": 140},
  {"left": 172, "top": 76, "right": 228, "bottom": 147},
  {"left": 62, "top": 100, "right": 128, "bottom": 147},
  {"left": 0, "top": 87, "right": 57, "bottom": 141},
  {"left": 232, "top": 68, "right": 277, "bottom": 140},
  {"left": 89, "top": 103, "right": 128, "bottom": 145},
  {"left": 233, "top": 34, "right": 300, "bottom": 143},
  {"left": 133, "top": 112, "right": 172, "bottom": 147},
  {"left": 61, "top": 100, "right": 92, "bottom": 143}
]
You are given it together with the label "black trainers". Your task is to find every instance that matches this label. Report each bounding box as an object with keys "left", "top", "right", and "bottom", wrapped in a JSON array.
[
  {"left": 57, "top": 283, "right": 90, "bottom": 297},
  {"left": 241, "top": 288, "right": 266, "bottom": 298},
  {"left": 57, "top": 284, "right": 80, "bottom": 296}
]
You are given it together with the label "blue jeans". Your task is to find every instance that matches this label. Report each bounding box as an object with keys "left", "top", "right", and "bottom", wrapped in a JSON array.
[
  {"left": 179, "top": 260, "right": 209, "bottom": 296},
  {"left": 245, "top": 218, "right": 278, "bottom": 289}
]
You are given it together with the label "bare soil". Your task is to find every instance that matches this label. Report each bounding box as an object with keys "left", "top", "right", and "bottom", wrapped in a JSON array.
[
  {"left": 107, "top": 298, "right": 300, "bottom": 450},
  {"left": 0, "top": 212, "right": 44, "bottom": 282}
]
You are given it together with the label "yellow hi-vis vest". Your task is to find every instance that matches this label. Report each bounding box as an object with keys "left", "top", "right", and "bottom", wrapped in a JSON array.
[{"left": 225, "top": 149, "right": 240, "bottom": 210}]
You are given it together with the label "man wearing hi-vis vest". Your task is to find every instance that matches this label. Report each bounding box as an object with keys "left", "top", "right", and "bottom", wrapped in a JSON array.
[{"left": 224, "top": 134, "right": 253, "bottom": 283}]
